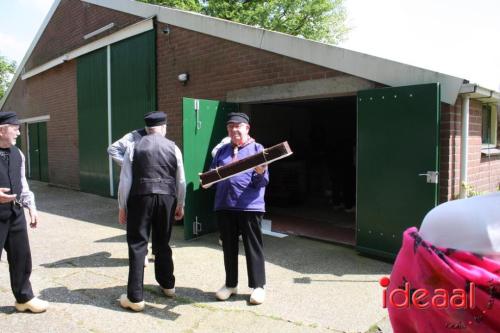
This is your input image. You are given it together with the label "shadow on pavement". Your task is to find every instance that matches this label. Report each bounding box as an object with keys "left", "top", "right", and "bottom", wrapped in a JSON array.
[
  {"left": 32, "top": 181, "right": 392, "bottom": 276},
  {"left": 36, "top": 285, "right": 247, "bottom": 320},
  {"left": 41, "top": 251, "right": 128, "bottom": 268}
]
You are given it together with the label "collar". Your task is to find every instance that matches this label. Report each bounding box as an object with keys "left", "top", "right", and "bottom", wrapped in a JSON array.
[{"left": 232, "top": 137, "right": 254, "bottom": 149}]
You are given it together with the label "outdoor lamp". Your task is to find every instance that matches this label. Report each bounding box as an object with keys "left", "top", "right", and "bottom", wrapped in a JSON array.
[{"left": 178, "top": 72, "right": 189, "bottom": 85}]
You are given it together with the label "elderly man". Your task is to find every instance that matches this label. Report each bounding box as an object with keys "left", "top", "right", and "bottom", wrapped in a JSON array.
[
  {"left": 117, "top": 111, "right": 186, "bottom": 311},
  {"left": 210, "top": 112, "right": 269, "bottom": 305},
  {"left": 0, "top": 112, "right": 48, "bottom": 313},
  {"left": 108, "top": 124, "right": 153, "bottom": 266}
]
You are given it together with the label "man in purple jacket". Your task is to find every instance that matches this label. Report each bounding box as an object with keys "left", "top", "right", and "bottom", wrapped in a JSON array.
[{"left": 211, "top": 112, "right": 269, "bottom": 305}]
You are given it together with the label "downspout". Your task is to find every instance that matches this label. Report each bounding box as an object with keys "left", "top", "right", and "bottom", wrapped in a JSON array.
[{"left": 459, "top": 94, "right": 470, "bottom": 198}]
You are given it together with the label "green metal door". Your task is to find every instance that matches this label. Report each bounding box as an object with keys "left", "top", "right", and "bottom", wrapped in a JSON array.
[
  {"left": 183, "top": 98, "right": 238, "bottom": 239},
  {"left": 356, "top": 83, "right": 440, "bottom": 258},
  {"left": 27, "top": 122, "right": 49, "bottom": 182},
  {"left": 111, "top": 30, "right": 156, "bottom": 193},
  {"left": 38, "top": 122, "right": 49, "bottom": 182},
  {"left": 28, "top": 123, "right": 40, "bottom": 180},
  {"left": 77, "top": 48, "right": 109, "bottom": 196},
  {"left": 77, "top": 30, "right": 156, "bottom": 197}
]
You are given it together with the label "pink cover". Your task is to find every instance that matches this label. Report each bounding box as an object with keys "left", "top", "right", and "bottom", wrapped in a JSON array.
[{"left": 387, "top": 227, "right": 500, "bottom": 332}]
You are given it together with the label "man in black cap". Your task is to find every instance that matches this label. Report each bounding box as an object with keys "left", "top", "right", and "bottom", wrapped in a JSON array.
[
  {"left": 208, "top": 112, "right": 269, "bottom": 305},
  {"left": 0, "top": 111, "right": 48, "bottom": 312},
  {"left": 117, "top": 111, "right": 186, "bottom": 311},
  {"left": 108, "top": 112, "right": 161, "bottom": 266}
]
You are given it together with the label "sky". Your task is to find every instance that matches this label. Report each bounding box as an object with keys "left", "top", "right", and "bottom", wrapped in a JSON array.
[{"left": 1, "top": 0, "right": 499, "bottom": 90}]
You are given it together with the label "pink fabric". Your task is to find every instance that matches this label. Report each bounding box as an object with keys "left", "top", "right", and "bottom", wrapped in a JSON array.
[{"left": 387, "top": 227, "right": 500, "bottom": 333}]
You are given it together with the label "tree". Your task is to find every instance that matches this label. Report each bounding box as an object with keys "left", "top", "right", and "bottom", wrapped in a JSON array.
[
  {"left": 0, "top": 55, "right": 16, "bottom": 101},
  {"left": 139, "top": 0, "right": 349, "bottom": 44}
]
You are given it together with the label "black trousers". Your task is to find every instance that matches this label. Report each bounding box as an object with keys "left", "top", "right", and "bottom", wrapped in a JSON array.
[
  {"left": 126, "top": 194, "right": 176, "bottom": 302},
  {"left": 0, "top": 209, "right": 34, "bottom": 303},
  {"left": 217, "top": 210, "right": 266, "bottom": 289}
]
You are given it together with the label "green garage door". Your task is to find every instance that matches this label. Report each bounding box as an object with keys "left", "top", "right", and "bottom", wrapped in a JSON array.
[
  {"left": 356, "top": 83, "right": 440, "bottom": 259},
  {"left": 77, "top": 30, "right": 156, "bottom": 196},
  {"left": 77, "top": 48, "right": 109, "bottom": 196},
  {"left": 111, "top": 30, "right": 156, "bottom": 193},
  {"left": 183, "top": 98, "right": 238, "bottom": 239}
]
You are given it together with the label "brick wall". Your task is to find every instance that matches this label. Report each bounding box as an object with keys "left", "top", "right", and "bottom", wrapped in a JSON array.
[
  {"left": 2, "top": 61, "right": 79, "bottom": 189},
  {"left": 155, "top": 23, "right": 346, "bottom": 150},
  {"left": 25, "top": 0, "right": 140, "bottom": 71},
  {"left": 4, "top": 1, "right": 497, "bottom": 199},
  {"left": 439, "top": 98, "right": 500, "bottom": 201}
]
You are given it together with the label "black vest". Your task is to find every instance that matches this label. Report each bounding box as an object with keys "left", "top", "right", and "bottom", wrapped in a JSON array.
[
  {"left": 0, "top": 146, "right": 23, "bottom": 219},
  {"left": 130, "top": 134, "right": 178, "bottom": 197}
]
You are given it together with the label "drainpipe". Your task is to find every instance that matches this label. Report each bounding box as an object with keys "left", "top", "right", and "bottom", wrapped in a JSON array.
[{"left": 459, "top": 94, "right": 470, "bottom": 198}]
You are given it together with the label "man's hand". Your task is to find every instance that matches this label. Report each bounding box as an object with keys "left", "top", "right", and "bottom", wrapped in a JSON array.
[
  {"left": 28, "top": 208, "right": 39, "bottom": 229},
  {"left": 119, "top": 208, "right": 127, "bottom": 225},
  {"left": 0, "top": 188, "right": 16, "bottom": 204},
  {"left": 254, "top": 164, "right": 267, "bottom": 175},
  {"left": 175, "top": 206, "right": 184, "bottom": 221}
]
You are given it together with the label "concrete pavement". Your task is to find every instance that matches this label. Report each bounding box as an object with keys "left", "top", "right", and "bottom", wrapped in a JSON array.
[{"left": 0, "top": 181, "right": 393, "bottom": 333}]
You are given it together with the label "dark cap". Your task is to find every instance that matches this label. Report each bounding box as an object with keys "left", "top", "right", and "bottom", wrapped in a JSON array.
[
  {"left": 226, "top": 112, "right": 249, "bottom": 124},
  {"left": 144, "top": 111, "right": 166, "bottom": 127},
  {"left": 0, "top": 112, "right": 20, "bottom": 126}
]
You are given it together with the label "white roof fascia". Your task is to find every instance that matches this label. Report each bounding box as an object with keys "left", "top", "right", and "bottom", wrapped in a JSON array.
[
  {"left": 21, "top": 18, "right": 153, "bottom": 80},
  {"left": 460, "top": 84, "right": 500, "bottom": 104},
  {"left": 0, "top": 0, "right": 62, "bottom": 110},
  {"left": 83, "top": 0, "right": 466, "bottom": 105}
]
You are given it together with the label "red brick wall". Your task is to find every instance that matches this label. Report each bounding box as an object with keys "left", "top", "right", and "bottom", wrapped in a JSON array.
[
  {"left": 439, "top": 98, "right": 500, "bottom": 201},
  {"left": 2, "top": 61, "right": 79, "bottom": 189},
  {"left": 5, "top": 1, "right": 498, "bottom": 198},
  {"left": 25, "top": 0, "right": 140, "bottom": 71},
  {"left": 155, "top": 23, "right": 346, "bottom": 150}
]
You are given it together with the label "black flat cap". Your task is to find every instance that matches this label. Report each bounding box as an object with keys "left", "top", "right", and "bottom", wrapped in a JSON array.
[
  {"left": 0, "top": 112, "right": 20, "bottom": 126},
  {"left": 226, "top": 112, "right": 249, "bottom": 124},
  {"left": 144, "top": 111, "right": 166, "bottom": 127}
]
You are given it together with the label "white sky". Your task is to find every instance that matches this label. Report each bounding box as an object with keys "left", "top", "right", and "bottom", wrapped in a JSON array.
[{"left": 1, "top": 0, "right": 499, "bottom": 90}]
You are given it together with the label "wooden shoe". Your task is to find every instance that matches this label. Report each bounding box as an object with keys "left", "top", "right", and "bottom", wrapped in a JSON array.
[
  {"left": 249, "top": 288, "right": 265, "bottom": 305},
  {"left": 162, "top": 287, "right": 176, "bottom": 298},
  {"left": 215, "top": 285, "right": 238, "bottom": 301},
  {"left": 15, "top": 297, "right": 49, "bottom": 313},
  {"left": 119, "top": 294, "right": 145, "bottom": 312}
]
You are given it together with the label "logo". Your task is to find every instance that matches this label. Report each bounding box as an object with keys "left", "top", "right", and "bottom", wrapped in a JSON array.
[{"left": 380, "top": 276, "right": 476, "bottom": 309}]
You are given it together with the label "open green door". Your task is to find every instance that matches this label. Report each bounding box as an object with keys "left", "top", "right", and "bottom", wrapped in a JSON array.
[
  {"left": 183, "top": 98, "right": 238, "bottom": 239},
  {"left": 356, "top": 83, "right": 440, "bottom": 259}
]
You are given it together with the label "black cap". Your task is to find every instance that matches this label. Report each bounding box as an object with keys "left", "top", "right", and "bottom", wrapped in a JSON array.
[
  {"left": 144, "top": 111, "right": 166, "bottom": 127},
  {"left": 0, "top": 112, "right": 20, "bottom": 126},
  {"left": 226, "top": 112, "right": 249, "bottom": 124}
]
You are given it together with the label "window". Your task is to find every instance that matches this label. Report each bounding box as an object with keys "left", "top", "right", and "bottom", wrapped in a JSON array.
[{"left": 482, "top": 104, "right": 497, "bottom": 148}]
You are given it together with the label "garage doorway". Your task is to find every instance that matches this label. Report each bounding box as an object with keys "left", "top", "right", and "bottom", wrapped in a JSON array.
[{"left": 248, "top": 96, "right": 357, "bottom": 245}]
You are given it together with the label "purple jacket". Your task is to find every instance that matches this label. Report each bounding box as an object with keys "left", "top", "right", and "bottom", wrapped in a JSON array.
[{"left": 211, "top": 141, "right": 269, "bottom": 212}]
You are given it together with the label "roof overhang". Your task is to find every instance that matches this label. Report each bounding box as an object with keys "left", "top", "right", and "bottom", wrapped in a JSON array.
[
  {"left": 460, "top": 84, "right": 500, "bottom": 104},
  {"left": 2, "top": 0, "right": 498, "bottom": 109},
  {"left": 83, "top": 0, "right": 466, "bottom": 105}
]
